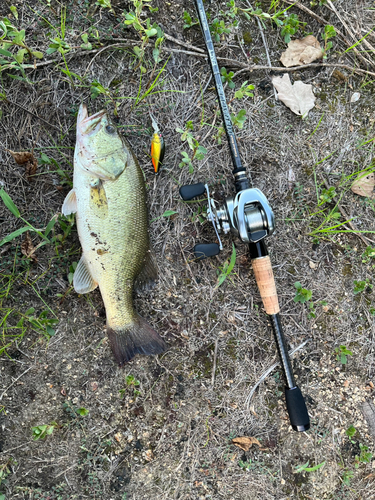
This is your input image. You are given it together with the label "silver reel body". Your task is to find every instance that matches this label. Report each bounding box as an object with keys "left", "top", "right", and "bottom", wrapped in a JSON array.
[{"left": 206, "top": 184, "right": 275, "bottom": 245}]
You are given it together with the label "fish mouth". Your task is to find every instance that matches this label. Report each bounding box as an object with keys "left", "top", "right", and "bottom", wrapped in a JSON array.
[{"left": 77, "top": 104, "right": 107, "bottom": 135}]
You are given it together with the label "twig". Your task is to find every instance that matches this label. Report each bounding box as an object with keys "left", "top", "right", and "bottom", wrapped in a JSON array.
[
  {"left": 284, "top": 0, "right": 375, "bottom": 70},
  {"left": 245, "top": 340, "right": 310, "bottom": 407},
  {"left": 245, "top": 0, "right": 278, "bottom": 101},
  {"left": 211, "top": 338, "right": 219, "bottom": 386},
  {"left": 0, "top": 365, "right": 32, "bottom": 401},
  {"left": 323, "top": 178, "right": 374, "bottom": 246},
  {"left": 164, "top": 33, "right": 205, "bottom": 54}
]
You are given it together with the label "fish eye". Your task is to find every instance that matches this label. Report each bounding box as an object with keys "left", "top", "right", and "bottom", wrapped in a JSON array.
[{"left": 105, "top": 125, "right": 116, "bottom": 134}]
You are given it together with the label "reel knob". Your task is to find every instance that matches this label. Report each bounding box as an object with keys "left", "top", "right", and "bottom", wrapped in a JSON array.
[
  {"left": 194, "top": 243, "right": 220, "bottom": 260},
  {"left": 179, "top": 183, "right": 206, "bottom": 201}
]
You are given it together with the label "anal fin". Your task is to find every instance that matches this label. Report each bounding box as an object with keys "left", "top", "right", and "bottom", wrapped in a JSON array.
[
  {"left": 73, "top": 255, "right": 98, "bottom": 294},
  {"left": 62, "top": 189, "right": 77, "bottom": 216},
  {"left": 135, "top": 249, "right": 158, "bottom": 292}
]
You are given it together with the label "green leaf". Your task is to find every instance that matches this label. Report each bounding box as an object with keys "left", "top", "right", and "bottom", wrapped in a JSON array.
[
  {"left": 13, "top": 29, "right": 25, "bottom": 44},
  {"left": 0, "top": 188, "right": 20, "bottom": 217},
  {"left": 10, "top": 5, "right": 18, "bottom": 20},
  {"left": 145, "top": 28, "right": 157, "bottom": 37},
  {"left": 0, "top": 47, "right": 13, "bottom": 57},
  {"left": 15, "top": 47, "right": 26, "bottom": 63},
  {"left": 76, "top": 407, "right": 89, "bottom": 416},
  {"left": 153, "top": 48, "right": 160, "bottom": 63},
  {"left": 304, "top": 461, "right": 326, "bottom": 472},
  {"left": 44, "top": 216, "right": 57, "bottom": 237},
  {"left": 46, "top": 326, "right": 55, "bottom": 337},
  {"left": 163, "top": 210, "right": 178, "bottom": 217},
  {"left": 32, "top": 50, "right": 43, "bottom": 59}
]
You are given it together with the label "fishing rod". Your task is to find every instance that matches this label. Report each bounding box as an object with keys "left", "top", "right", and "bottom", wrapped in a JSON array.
[{"left": 179, "top": 0, "right": 310, "bottom": 432}]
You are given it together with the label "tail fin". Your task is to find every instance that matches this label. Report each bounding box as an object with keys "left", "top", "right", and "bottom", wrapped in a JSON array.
[{"left": 107, "top": 315, "right": 166, "bottom": 366}]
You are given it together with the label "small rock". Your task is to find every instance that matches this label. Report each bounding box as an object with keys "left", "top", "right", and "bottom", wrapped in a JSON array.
[{"left": 351, "top": 92, "right": 360, "bottom": 103}]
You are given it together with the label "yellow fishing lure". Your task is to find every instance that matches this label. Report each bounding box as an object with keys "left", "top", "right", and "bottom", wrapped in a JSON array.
[{"left": 150, "top": 113, "right": 165, "bottom": 175}]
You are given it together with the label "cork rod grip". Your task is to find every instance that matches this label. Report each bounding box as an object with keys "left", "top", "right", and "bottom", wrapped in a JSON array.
[{"left": 252, "top": 256, "right": 280, "bottom": 315}]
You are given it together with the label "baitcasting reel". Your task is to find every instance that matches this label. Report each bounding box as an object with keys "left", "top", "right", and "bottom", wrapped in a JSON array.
[{"left": 179, "top": 182, "right": 275, "bottom": 259}]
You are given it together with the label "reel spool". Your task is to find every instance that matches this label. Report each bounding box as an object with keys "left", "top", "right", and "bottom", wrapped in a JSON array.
[{"left": 179, "top": 182, "right": 275, "bottom": 259}]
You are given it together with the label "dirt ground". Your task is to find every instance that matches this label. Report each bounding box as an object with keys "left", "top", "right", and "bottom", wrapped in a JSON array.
[{"left": 1, "top": 0, "right": 375, "bottom": 499}]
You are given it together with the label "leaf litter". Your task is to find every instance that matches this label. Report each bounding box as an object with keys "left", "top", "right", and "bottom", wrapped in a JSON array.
[
  {"left": 21, "top": 231, "right": 37, "bottom": 262},
  {"left": 280, "top": 35, "right": 323, "bottom": 67},
  {"left": 272, "top": 73, "right": 316, "bottom": 117},
  {"left": 232, "top": 436, "right": 262, "bottom": 451},
  {"left": 351, "top": 171, "right": 375, "bottom": 198},
  {"left": 7, "top": 148, "right": 38, "bottom": 181}
]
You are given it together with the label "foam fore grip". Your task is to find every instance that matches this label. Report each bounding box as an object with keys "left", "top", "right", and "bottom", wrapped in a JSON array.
[
  {"left": 285, "top": 386, "right": 310, "bottom": 432},
  {"left": 252, "top": 256, "right": 280, "bottom": 315},
  {"left": 194, "top": 243, "right": 220, "bottom": 260},
  {"left": 179, "top": 183, "right": 206, "bottom": 201}
]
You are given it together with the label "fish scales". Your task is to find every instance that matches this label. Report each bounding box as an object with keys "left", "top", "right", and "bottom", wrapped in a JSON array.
[{"left": 62, "top": 104, "right": 165, "bottom": 365}]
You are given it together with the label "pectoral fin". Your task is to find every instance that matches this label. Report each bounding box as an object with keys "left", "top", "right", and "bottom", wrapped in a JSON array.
[
  {"left": 73, "top": 255, "right": 98, "bottom": 294},
  {"left": 62, "top": 189, "right": 77, "bottom": 216}
]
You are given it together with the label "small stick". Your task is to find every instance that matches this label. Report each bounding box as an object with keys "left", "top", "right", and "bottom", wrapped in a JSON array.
[
  {"left": 211, "top": 337, "right": 219, "bottom": 386},
  {"left": 164, "top": 33, "right": 205, "bottom": 54},
  {"left": 245, "top": 340, "right": 310, "bottom": 408}
]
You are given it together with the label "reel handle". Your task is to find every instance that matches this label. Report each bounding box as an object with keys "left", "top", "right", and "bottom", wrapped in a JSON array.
[
  {"left": 179, "top": 183, "right": 205, "bottom": 201},
  {"left": 194, "top": 243, "right": 220, "bottom": 260}
]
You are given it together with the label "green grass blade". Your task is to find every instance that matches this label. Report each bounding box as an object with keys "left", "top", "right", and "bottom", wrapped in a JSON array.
[
  {"left": 0, "top": 189, "right": 20, "bottom": 217},
  {"left": 0, "top": 226, "right": 30, "bottom": 246}
]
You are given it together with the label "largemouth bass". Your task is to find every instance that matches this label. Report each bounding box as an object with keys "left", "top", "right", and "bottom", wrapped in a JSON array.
[{"left": 62, "top": 104, "right": 166, "bottom": 365}]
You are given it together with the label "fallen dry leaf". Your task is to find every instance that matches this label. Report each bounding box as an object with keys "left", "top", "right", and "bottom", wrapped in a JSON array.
[
  {"left": 21, "top": 232, "right": 37, "bottom": 262},
  {"left": 280, "top": 35, "right": 323, "bottom": 67},
  {"left": 25, "top": 156, "right": 38, "bottom": 181},
  {"left": 351, "top": 171, "right": 374, "bottom": 198},
  {"left": 7, "top": 149, "right": 38, "bottom": 181},
  {"left": 272, "top": 74, "right": 316, "bottom": 117},
  {"left": 7, "top": 149, "right": 34, "bottom": 164},
  {"left": 232, "top": 436, "right": 261, "bottom": 451}
]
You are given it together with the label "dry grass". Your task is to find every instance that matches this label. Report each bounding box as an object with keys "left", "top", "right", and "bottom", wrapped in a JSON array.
[{"left": 1, "top": 0, "right": 375, "bottom": 499}]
